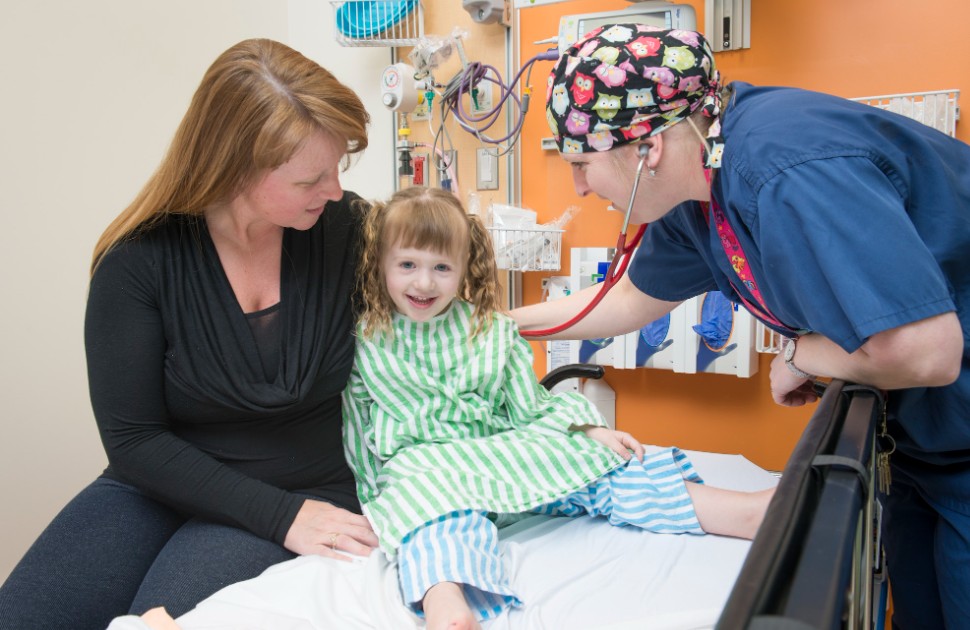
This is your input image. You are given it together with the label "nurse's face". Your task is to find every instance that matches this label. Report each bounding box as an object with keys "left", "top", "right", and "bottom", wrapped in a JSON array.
[
  {"left": 235, "top": 129, "right": 345, "bottom": 231},
  {"left": 563, "top": 145, "right": 666, "bottom": 224},
  {"left": 565, "top": 150, "right": 628, "bottom": 205}
]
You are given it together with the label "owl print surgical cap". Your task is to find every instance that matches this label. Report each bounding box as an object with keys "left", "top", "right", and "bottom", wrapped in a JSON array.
[{"left": 547, "top": 24, "right": 724, "bottom": 168}]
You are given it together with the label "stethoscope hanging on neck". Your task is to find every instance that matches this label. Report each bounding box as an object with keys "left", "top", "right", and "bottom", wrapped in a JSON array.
[{"left": 521, "top": 144, "right": 650, "bottom": 338}]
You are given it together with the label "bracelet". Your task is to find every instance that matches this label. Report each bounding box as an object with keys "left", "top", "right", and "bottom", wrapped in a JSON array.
[{"left": 783, "top": 337, "right": 816, "bottom": 381}]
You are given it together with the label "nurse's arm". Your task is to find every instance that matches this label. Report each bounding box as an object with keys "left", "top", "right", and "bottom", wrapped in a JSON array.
[
  {"left": 793, "top": 312, "right": 963, "bottom": 390},
  {"left": 510, "top": 273, "right": 681, "bottom": 340}
]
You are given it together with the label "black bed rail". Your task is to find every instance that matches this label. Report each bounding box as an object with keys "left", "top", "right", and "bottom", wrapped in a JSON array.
[
  {"left": 717, "top": 380, "right": 885, "bottom": 630},
  {"left": 538, "top": 363, "right": 605, "bottom": 391}
]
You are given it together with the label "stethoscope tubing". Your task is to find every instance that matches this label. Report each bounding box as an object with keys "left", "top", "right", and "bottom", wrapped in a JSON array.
[{"left": 521, "top": 153, "right": 649, "bottom": 338}]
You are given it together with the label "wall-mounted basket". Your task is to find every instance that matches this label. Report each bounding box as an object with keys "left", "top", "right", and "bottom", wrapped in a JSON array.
[
  {"left": 851, "top": 89, "right": 960, "bottom": 137},
  {"left": 488, "top": 227, "right": 564, "bottom": 272},
  {"left": 332, "top": 0, "right": 424, "bottom": 47}
]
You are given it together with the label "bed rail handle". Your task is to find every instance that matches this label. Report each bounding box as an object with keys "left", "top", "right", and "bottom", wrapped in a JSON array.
[{"left": 716, "top": 381, "right": 884, "bottom": 630}]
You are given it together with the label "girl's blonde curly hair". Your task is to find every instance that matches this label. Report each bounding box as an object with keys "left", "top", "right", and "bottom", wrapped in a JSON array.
[{"left": 357, "top": 186, "right": 502, "bottom": 340}]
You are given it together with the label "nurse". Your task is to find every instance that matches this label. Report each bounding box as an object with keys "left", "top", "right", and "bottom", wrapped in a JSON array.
[{"left": 512, "top": 24, "right": 969, "bottom": 630}]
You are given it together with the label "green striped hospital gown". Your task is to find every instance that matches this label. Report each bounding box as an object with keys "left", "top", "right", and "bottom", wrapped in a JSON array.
[{"left": 342, "top": 300, "right": 626, "bottom": 556}]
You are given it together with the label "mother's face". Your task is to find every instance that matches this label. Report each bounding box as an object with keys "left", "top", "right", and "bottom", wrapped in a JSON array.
[{"left": 236, "top": 130, "right": 346, "bottom": 231}]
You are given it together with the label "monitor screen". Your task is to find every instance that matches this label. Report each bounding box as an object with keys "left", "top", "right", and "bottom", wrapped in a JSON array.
[
  {"left": 578, "top": 12, "right": 671, "bottom": 37},
  {"left": 558, "top": 5, "right": 696, "bottom": 52}
]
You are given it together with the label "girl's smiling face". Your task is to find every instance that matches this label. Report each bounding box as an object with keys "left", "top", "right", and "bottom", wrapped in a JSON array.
[{"left": 382, "top": 244, "right": 463, "bottom": 322}]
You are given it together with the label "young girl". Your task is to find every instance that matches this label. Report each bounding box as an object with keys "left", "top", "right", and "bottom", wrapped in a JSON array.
[{"left": 343, "top": 186, "right": 774, "bottom": 630}]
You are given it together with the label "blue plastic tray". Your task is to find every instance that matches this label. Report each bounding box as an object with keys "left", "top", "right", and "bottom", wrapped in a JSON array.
[{"left": 336, "top": 1, "right": 417, "bottom": 39}]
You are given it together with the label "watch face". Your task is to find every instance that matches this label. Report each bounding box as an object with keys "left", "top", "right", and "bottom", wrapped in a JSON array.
[{"left": 784, "top": 339, "right": 795, "bottom": 361}]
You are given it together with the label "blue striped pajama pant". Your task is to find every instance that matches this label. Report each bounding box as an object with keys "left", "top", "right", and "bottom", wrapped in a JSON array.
[{"left": 396, "top": 446, "right": 704, "bottom": 621}]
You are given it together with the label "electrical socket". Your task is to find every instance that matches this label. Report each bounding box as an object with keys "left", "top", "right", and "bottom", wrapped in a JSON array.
[
  {"left": 411, "top": 153, "right": 428, "bottom": 187},
  {"left": 476, "top": 147, "right": 499, "bottom": 190}
]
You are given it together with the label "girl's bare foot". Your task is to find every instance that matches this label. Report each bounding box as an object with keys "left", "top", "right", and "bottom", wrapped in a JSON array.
[
  {"left": 423, "top": 582, "right": 480, "bottom": 630},
  {"left": 141, "top": 607, "right": 182, "bottom": 630}
]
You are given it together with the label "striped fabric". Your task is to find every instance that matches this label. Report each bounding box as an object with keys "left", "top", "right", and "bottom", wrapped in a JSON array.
[
  {"left": 398, "top": 452, "right": 703, "bottom": 622},
  {"left": 343, "top": 300, "right": 692, "bottom": 555},
  {"left": 537, "top": 447, "right": 704, "bottom": 534},
  {"left": 343, "top": 301, "right": 625, "bottom": 555},
  {"left": 397, "top": 510, "right": 518, "bottom": 621}
]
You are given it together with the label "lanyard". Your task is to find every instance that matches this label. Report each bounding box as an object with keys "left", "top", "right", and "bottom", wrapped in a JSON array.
[{"left": 702, "top": 169, "right": 798, "bottom": 336}]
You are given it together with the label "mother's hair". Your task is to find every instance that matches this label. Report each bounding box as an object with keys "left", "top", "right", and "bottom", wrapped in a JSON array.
[{"left": 92, "top": 38, "right": 370, "bottom": 272}]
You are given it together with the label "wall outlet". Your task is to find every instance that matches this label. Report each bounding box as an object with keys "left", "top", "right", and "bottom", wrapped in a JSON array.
[
  {"left": 411, "top": 153, "right": 428, "bottom": 186},
  {"left": 476, "top": 147, "right": 499, "bottom": 190}
]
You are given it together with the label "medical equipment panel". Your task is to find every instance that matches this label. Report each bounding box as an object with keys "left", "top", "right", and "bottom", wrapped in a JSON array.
[
  {"left": 704, "top": 0, "right": 752, "bottom": 52},
  {"left": 685, "top": 290, "right": 758, "bottom": 378},
  {"left": 624, "top": 302, "right": 690, "bottom": 373},
  {"left": 568, "top": 248, "right": 759, "bottom": 377},
  {"left": 569, "top": 247, "right": 626, "bottom": 369},
  {"left": 542, "top": 278, "right": 617, "bottom": 428},
  {"left": 556, "top": 2, "right": 697, "bottom": 53}
]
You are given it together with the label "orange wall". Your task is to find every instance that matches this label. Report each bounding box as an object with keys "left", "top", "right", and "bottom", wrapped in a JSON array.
[{"left": 517, "top": 0, "right": 970, "bottom": 471}]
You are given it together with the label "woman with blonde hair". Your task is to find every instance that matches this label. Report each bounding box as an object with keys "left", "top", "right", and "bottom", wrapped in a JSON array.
[{"left": 0, "top": 38, "right": 378, "bottom": 628}]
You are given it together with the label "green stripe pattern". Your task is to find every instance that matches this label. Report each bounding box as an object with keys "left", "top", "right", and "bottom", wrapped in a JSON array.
[{"left": 343, "top": 301, "right": 624, "bottom": 555}]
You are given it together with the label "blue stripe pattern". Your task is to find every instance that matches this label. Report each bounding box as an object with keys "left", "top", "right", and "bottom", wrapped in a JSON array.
[
  {"left": 398, "top": 510, "right": 520, "bottom": 621},
  {"left": 537, "top": 447, "right": 704, "bottom": 534},
  {"left": 396, "top": 447, "right": 703, "bottom": 621}
]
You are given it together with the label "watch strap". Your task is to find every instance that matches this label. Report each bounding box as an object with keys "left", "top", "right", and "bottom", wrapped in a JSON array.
[{"left": 784, "top": 338, "right": 816, "bottom": 381}]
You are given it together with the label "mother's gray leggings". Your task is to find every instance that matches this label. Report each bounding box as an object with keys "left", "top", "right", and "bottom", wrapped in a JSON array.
[{"left": 0, "top": 477, "right": 295, "bottom": 630}]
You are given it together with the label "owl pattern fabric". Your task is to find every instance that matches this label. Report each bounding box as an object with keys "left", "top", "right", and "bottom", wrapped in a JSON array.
[{"left": 546, "top": 24, "right": 724, "bottom": 167}]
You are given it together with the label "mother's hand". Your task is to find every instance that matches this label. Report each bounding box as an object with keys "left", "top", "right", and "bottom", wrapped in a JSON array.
[{"left": 284, "top": 499, "right": 379, "bottom": 560}]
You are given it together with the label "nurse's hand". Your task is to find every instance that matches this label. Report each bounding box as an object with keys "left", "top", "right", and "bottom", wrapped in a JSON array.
[
  {"left": 284, "top": 499, "right": 379, "bottom": 560},
  {"left": 577, "top": 425, "right": 645, "bottom": 461},
  {"left": 769, "top": 353, "right": 820, "bottom": 407}
]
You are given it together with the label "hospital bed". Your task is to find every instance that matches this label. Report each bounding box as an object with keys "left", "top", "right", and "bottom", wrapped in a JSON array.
[
  {"left": 167, "top": 370, "right": 883, "bottom": 630},
  {"left": 718, "top": 379, "right": 887, "bottom": 630}
]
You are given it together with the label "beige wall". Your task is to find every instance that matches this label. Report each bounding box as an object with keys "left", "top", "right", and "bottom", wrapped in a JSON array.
[{"left": 0, "top": 0, "right": 393, "bottom": 582}]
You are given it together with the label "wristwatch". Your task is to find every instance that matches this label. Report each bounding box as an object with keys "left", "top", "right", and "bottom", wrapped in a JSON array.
[{"left": 783, "top": 337, "right": 816, "bottom": 381}]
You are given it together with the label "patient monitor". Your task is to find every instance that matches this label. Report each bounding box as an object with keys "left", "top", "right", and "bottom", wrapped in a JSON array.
[{"left": 557, "top": 1, "right": 697, "bottom": 53}]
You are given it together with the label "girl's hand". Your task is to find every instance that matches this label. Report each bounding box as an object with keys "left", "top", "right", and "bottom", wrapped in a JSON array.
[
  {"left": 577, "top": 425, "right": 645, "bottom": 461},
  {"left": 284, "top": 499, "right": 379, "bottom": 561}
]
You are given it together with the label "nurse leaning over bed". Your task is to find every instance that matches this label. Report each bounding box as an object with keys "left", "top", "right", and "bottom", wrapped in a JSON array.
[
  {"left": 511, "top": 23, "right": 970, "bottom": 630},
  {"left": 0, "top": 38, "right": 379, "bottom": 629}
]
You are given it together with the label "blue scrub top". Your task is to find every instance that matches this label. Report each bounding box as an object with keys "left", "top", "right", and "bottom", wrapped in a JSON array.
[{"left": 628, "top": 82, "right": 970, "bottom": 464}]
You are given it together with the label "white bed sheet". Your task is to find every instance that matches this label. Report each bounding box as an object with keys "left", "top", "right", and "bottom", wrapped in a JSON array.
[{"left": 175, "top": 449, "right": 777, "bottom": 630}]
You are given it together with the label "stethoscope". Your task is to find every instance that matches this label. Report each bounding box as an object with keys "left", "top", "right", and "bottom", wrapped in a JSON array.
[{"left": 522, "top": 144, "right": 650, "bottom": 337}]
